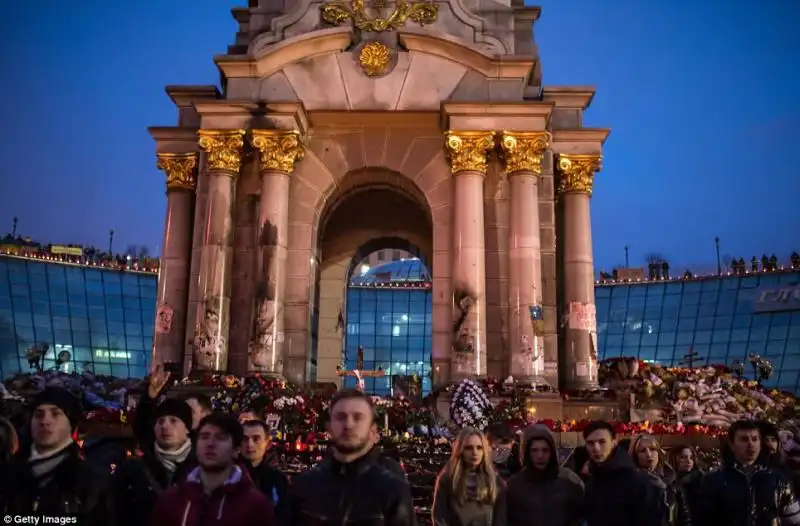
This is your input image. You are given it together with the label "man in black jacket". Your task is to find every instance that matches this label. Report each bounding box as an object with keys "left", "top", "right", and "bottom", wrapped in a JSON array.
[
  {"left": 1, "top": 387, "right": 107, "bottom": 525},
  {"left": 581, "top": 420, "right": 666, "bottom": 526},
  {"left": 283, "top": 389, "right": 415, "bottom": 525},
  {"left": 699, "top": 419, "right": 800, "bottom": 526},
  {"left": 241, "top": 419, "right": 289, "bottom": 515},
  {"left": 111, "top": 390, "right": 196, "bottom": 526}
]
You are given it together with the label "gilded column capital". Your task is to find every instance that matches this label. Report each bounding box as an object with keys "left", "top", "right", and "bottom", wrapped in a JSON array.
[
  {"left": 444, "top": 131, "right": 495, "bottom": 175},
  {"left": 250, "top": 130, "right": 305, "bottom": 173},
  {"left": 500, "top": 131, "right": 551, "bottom": 175},
  {"left": 156, "top": 153, "right": 197, "bottom": 192},
  {"left": 557, "top": 153, "right": 602, "bottom": 197},
  {"left": 197, "top": 129, "right": 245, "bottom": 174}
]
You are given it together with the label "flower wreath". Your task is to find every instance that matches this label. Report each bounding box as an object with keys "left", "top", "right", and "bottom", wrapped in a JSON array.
[{"left": 449, "top": 379, "right": 493, "bottom": 430}]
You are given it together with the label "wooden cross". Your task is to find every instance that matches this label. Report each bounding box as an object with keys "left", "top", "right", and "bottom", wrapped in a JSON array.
[{"left": 337, "top": 345, "right": 384, "bottom": 391}]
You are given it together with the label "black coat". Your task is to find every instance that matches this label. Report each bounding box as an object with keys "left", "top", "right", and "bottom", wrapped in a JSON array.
[
  {"left": 583, "top": 446, "right": 668, "bottom": 526},
  {"left": 244, "top": 458, "right": 289, "bottom": 517},
  {"left": 110, "top": 450, "right": 196, "bottom": 526},
  {"left": 283, "top": 452, "right": 416, "bottom": 526},
  {"left": 674, "top": 468, "right": 703, "bottom": 526},
  {"left": 698, "top": 450, "right": 800, "bottom": 526},
  {"left": 1, "top": 443, "right": 108, "bottom": 526}
]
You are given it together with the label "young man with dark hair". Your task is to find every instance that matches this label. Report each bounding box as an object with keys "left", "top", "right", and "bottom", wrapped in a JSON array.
[
  {"left": 1, "top": 388, "right": 107, "bottom": 525},
  {"left": 184, "top": 394, "right": 213, "bottom": 430},
  {"left": 486, "top": 422, "right": 522, "bottom": 479},
  {"left": 699, "top": 419, "right": 800, "bottom": 526},
  {"left": 150, "top": 413, "right": 275, "bottom": 526},
  {"left": 284, "top": 389, "right": 415, "bottom": 525},
  {"left": 581, "top": 420, "right": 666, "bottom": 526},
  {"left": 240, "top": 419, "right": 289, "bottom": 515}
]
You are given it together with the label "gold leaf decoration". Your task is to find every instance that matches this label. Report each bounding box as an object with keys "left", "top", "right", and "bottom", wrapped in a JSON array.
[{"left": 321, "top": 0, "right": 439, "bottom": 32}]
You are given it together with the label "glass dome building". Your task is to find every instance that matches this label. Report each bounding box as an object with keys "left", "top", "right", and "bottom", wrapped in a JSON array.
[{"left": 343, "top": 257, "right": 432, "bottom": 395}]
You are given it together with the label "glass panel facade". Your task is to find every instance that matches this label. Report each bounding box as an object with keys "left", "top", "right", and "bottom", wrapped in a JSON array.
[
  {"left": 0, "top": 255, "right": 156, "bottom": 379},
  {"left": 596, "top": 271, "right": 800, "bottom": 393},
  {"left": 345, "top": 258, "right": 433, "bottom": 395}
]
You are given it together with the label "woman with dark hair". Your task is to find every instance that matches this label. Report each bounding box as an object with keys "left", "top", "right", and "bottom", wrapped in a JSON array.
[{"left": 669, "top": 444, "right": 704, "bottom": 526}]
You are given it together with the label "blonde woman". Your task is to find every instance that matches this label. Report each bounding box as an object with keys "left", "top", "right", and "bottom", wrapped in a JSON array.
[
  {"left": 629, "top": 434, "right": 675, "bottom": 525},
  {"left": 432, "top": 428, "right": 506, "bottom": 526}
]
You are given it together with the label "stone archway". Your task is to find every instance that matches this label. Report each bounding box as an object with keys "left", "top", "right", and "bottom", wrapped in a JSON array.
[{"left": 307, "top": 169, "right": 434, "bottom": 386}]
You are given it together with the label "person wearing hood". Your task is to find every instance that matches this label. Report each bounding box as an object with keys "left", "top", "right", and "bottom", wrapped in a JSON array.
[
  {"left": 1, "top": 387, "right": 108, "bottom": 525},
  {"left": 506, "top": 424, "right": 584, "bottom": 526},
  {"left": 112, "top": 397, "right": 197, "bottom": 526},
  {"left": 581, "top": 420, "right": 667, "bottom": 526},
  {"left": 698, "top": 419, "right": 800, "bottom": 526},
  {"left": 757, "top": 420, "right": 800, "bottom": 492},
  {"left": 150, "top": 412, "right": 274, "bottom": 526}
]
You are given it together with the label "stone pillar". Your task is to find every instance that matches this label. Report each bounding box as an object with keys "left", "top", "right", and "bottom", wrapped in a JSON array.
[
  {"left": 152, "top": 153, "right": 197, "bottom": 369},
  {"left": 444, "top": 131, "right": 494, "bottom": 378},
  {"left": 249, "top": 130, "right": 304, "bottom": 375},
  {"left": 500, "top": 132, "right": 550, "bottom": 384},
  {"left": 557, "top": 153, "right": 602, "bottom": 390},
  {"left": 192, "top": 129, "right": 245, "bottom": 372}
]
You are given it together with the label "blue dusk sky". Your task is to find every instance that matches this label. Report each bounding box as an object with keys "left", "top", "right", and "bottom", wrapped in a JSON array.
[{"left": 0, "top": 0, "right": 797, "bottom": 273}]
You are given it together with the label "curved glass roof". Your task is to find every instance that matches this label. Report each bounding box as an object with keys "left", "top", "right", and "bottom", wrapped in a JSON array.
[{"left": 349, "top": 258, "right": 432, "bottom": 288}]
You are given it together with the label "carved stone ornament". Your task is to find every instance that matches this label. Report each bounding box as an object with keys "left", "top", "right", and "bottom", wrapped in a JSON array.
[
  {"left": 197, "top": 129, "right": 246, "bottom": 174},
  {"left": 444, "top": 131, "right": 495, "bottom": 175},
  {"left": 250, "top": 130, "right": 305, "bottom": 173},
  {"left": 358, "top": 41, "right": 392, "bottom": 76},
  {"left": 156, "top": 153, "right": 197, "bottom": 191},
  {"left": 321, "top": 0, "right": 438, "bottom": 32},
  {"left": 500, "top": 131, "right": 551, "bottom": 175},
  {"left": 557, "top": 153, "right": 602, "bottom": 197}
]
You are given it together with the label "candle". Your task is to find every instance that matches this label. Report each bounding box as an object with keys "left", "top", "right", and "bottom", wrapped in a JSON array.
[{"left": 384, "top": 412, "right": 389, "bottom": 430}]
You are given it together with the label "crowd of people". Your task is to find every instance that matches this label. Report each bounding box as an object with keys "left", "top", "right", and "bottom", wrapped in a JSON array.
[{"left": 1, "top": 364, "right": 800, "bottom": 525}]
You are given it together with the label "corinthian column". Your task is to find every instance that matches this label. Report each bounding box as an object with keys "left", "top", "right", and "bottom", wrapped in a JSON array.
[
  {"left": 192, "top": 129, "right": 245, "bottom": 372},
  {"left": 444, "top": 131, "right": 494, "bottom": 378},
  {"left": 249, "top": 130, "right": 304, "bottom": 375},
  {"left": 500, "top": 132, "right": 550, "bottom": 384},
  {"left": 153, "top": 153, "right": 197, "bottom": 369},
  {"left": 557, "top": 153, "right": 602, "bottom": 390}
]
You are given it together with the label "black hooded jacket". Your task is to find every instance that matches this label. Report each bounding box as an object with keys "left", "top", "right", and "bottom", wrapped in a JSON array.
[
  {"left": 506, "top": 424, "right": 584, "bottom": 526},
  {"left": 583, "top": 445, "right": 667, "bottom": 526},
  {"left": 698, "top": 445, "right": 800, "bottom": 526}
]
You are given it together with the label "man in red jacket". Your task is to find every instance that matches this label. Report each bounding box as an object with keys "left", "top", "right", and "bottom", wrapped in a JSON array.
[{"left": 149, "top": 413, "right": 275, "bottom": 526}]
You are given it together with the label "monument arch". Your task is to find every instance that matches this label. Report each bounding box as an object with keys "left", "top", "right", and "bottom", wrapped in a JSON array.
[{"left": 149, "top": 0, "right": 610, "bottom": 394}]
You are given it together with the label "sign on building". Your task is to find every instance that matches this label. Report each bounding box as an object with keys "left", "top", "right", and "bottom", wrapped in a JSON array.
[{"left": 754, "top": 285, "right": 800, "bottom": 313}]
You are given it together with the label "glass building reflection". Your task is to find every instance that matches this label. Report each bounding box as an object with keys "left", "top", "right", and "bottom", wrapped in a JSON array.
[
  {"left": 0, "top": 255, "right": 155, "bottom": 378},
  {"left": 343, "top": 257, "right": 433, "bottom": 395},
  {"left": 596, "top": 270, "right": 800, "bottom": 392}
]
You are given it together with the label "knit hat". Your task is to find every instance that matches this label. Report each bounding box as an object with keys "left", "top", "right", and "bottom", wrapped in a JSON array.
[
  {"left": 31, "top": 387, "right": 82, "bottom": 430},
  {"left": 153, "top": 398, "right": 193, "bottom": 432},
  {"left": 756, "top": 420, "right": 780, "bottom": 441}
]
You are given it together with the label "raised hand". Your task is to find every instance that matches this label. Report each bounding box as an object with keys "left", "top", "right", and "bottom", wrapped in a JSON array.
[{"left": 147, "top": 364, "right": 171, "bottom": 399}]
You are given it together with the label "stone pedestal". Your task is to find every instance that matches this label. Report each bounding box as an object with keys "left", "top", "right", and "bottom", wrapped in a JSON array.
[
  {"left": 445, "top": 131, "right": 494, "bottom": 379},
  {"left": 557, "top": 154, "right": 602, "bottom": 390},
  {"left": 501, "top": 132, "right": 550, "bottom": 383},
  {"left": 249, "top": 130, "right": 305, "bottom": 375},
  {"left": 191, "top": 129, "right": 245, "bottom": 372},
  {"left": 153, "top": 153, "right": 197, "bottom": 368}
]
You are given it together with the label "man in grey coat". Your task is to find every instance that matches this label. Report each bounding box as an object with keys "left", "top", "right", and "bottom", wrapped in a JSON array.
[{"left": 506, "top": 424, "right": 585, "bottom": 526}]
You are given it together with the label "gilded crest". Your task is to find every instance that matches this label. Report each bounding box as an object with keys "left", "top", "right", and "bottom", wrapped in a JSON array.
[
  {"left": 358, "top": 42, "right": 392, "bottom": 76},
  {"left": 321, "top": 0, "right": 439, "bottom": 32}
]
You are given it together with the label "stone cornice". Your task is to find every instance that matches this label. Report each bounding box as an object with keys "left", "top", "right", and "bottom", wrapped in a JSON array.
[
  {"left": 552, "top": 128, "right": 611, "bottom": 145},
  {"left": 441, "top": 101, "right": 554, "bottom": 132},
  {"left": 541, "top": 87, "right": 596, "bottom": 110},
  {"left": 192, "top": 100, "right": 308, "bottom": 134},
  {"left": 148, "top": 127, "right": 201, "bottom": 154},
  {"left": 399, "top": 30, "right": 535, "bottom": 80},
  {"left": 164, "top": 85, "right": 220, "bottom": 109},
  {"left": 214, "top": 28, "right": 352, "bottom": 79}
]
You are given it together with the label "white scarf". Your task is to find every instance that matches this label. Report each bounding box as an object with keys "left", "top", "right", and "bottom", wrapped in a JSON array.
[
  {"left": 154, "top": 439, "right": 192, "bottom": 473},
  {"left": 29, "top": 437, "right": 74, "bottom": 487}
]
